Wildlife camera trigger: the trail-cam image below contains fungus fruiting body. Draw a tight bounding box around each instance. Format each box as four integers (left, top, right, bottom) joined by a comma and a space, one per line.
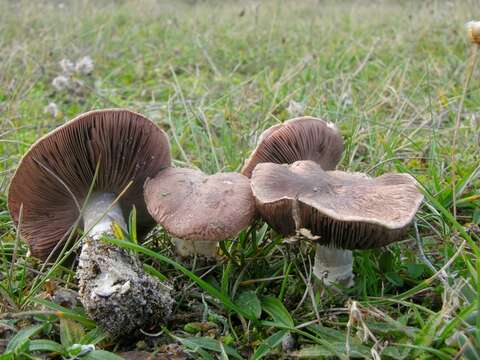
8, 109, 173, 336
251, 160, 423, 287
144, 167, 255, 259
467, 21, 480, 45
241, 116, 344, 178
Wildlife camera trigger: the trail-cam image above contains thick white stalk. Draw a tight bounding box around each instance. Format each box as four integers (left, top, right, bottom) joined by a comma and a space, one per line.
174, 238, 218, 258
79, 192, 130, 302
79, 192, 125, 271
77, 192, 173, 336
313, 244, 354, 288
83, 193, 126, 239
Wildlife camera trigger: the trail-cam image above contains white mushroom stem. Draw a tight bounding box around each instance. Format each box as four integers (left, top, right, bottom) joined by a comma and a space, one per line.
79, 192, 127, 294
76, 192, 173, 336
83, 192, 126, 240
174, 238, 218, 258
313, 244, 354, 288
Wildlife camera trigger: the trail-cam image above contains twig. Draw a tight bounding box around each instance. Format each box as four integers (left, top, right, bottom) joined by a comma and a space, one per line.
413, 219, 447, 284
239, 275, 289, 286
451, 44, 478, 217
8, 203, 22, 299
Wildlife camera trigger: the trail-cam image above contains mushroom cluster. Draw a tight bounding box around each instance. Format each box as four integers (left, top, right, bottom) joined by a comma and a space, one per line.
250, 161, 423, 286
7, 108, 257, 336
243, 116, 424, 287
7, 109, 423, 336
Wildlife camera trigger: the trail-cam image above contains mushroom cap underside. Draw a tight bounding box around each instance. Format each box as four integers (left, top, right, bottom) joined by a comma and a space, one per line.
241, 116, 344, 178
8, 109, 171, 259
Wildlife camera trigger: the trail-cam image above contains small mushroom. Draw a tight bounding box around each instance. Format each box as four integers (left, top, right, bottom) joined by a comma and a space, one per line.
467, 20, 480, 45
8, 109, 173, 336
241, 116, 344, 178
144, 167, 255, 259
251, 160, 423, 287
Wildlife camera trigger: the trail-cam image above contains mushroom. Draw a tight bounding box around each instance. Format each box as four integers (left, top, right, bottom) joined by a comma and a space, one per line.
250, 160, 423, 287
241, 116, 344, 178
144, 167, 255, 259
8, 109, 173, 336
467, 20, 480, 45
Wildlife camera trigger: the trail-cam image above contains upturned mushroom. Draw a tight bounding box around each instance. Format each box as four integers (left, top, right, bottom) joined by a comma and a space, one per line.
144, 167, 255, 259
241, 116, 344, 178
250, 160, 423, 287
8, 109, 173, 336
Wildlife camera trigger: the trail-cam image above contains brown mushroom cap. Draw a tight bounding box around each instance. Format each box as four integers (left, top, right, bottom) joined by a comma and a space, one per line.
144, 168, 255, 242
8, 109, 171, 260
241, 117, 344, 178
251, 160, 423, 249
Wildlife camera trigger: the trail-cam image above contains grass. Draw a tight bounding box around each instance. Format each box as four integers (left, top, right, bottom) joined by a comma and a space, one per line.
1, 0, 479, 358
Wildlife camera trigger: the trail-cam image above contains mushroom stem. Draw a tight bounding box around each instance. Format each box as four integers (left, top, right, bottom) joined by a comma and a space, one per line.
83, 192, 126, 239
313, 244, 354, 288
174, 238, 218, 259
77, 192, 173, 336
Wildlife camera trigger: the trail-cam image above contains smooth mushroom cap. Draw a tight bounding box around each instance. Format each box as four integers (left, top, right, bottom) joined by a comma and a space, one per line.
241, 117, 344, 178
8, 109, 171, 260
144, 168, 255, 242
251, 160, 423, 249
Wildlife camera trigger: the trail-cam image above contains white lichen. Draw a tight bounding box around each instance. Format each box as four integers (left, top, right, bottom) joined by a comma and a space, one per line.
59, 58, 75, 74
44, 102, 59, 118
52, 75, 70, 91
287, 100, 305, 117
75, 56, 94, 75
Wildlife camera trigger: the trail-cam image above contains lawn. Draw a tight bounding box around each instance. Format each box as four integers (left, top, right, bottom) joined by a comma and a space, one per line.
1, 0, 479, 358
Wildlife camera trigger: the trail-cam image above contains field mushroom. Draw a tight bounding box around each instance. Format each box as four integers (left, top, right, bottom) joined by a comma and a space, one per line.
144, 167, 255, 259
8, 109, 173, 336
467, 20, 480, 44
241, 116, 344, 178
250, 160, 423, 287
